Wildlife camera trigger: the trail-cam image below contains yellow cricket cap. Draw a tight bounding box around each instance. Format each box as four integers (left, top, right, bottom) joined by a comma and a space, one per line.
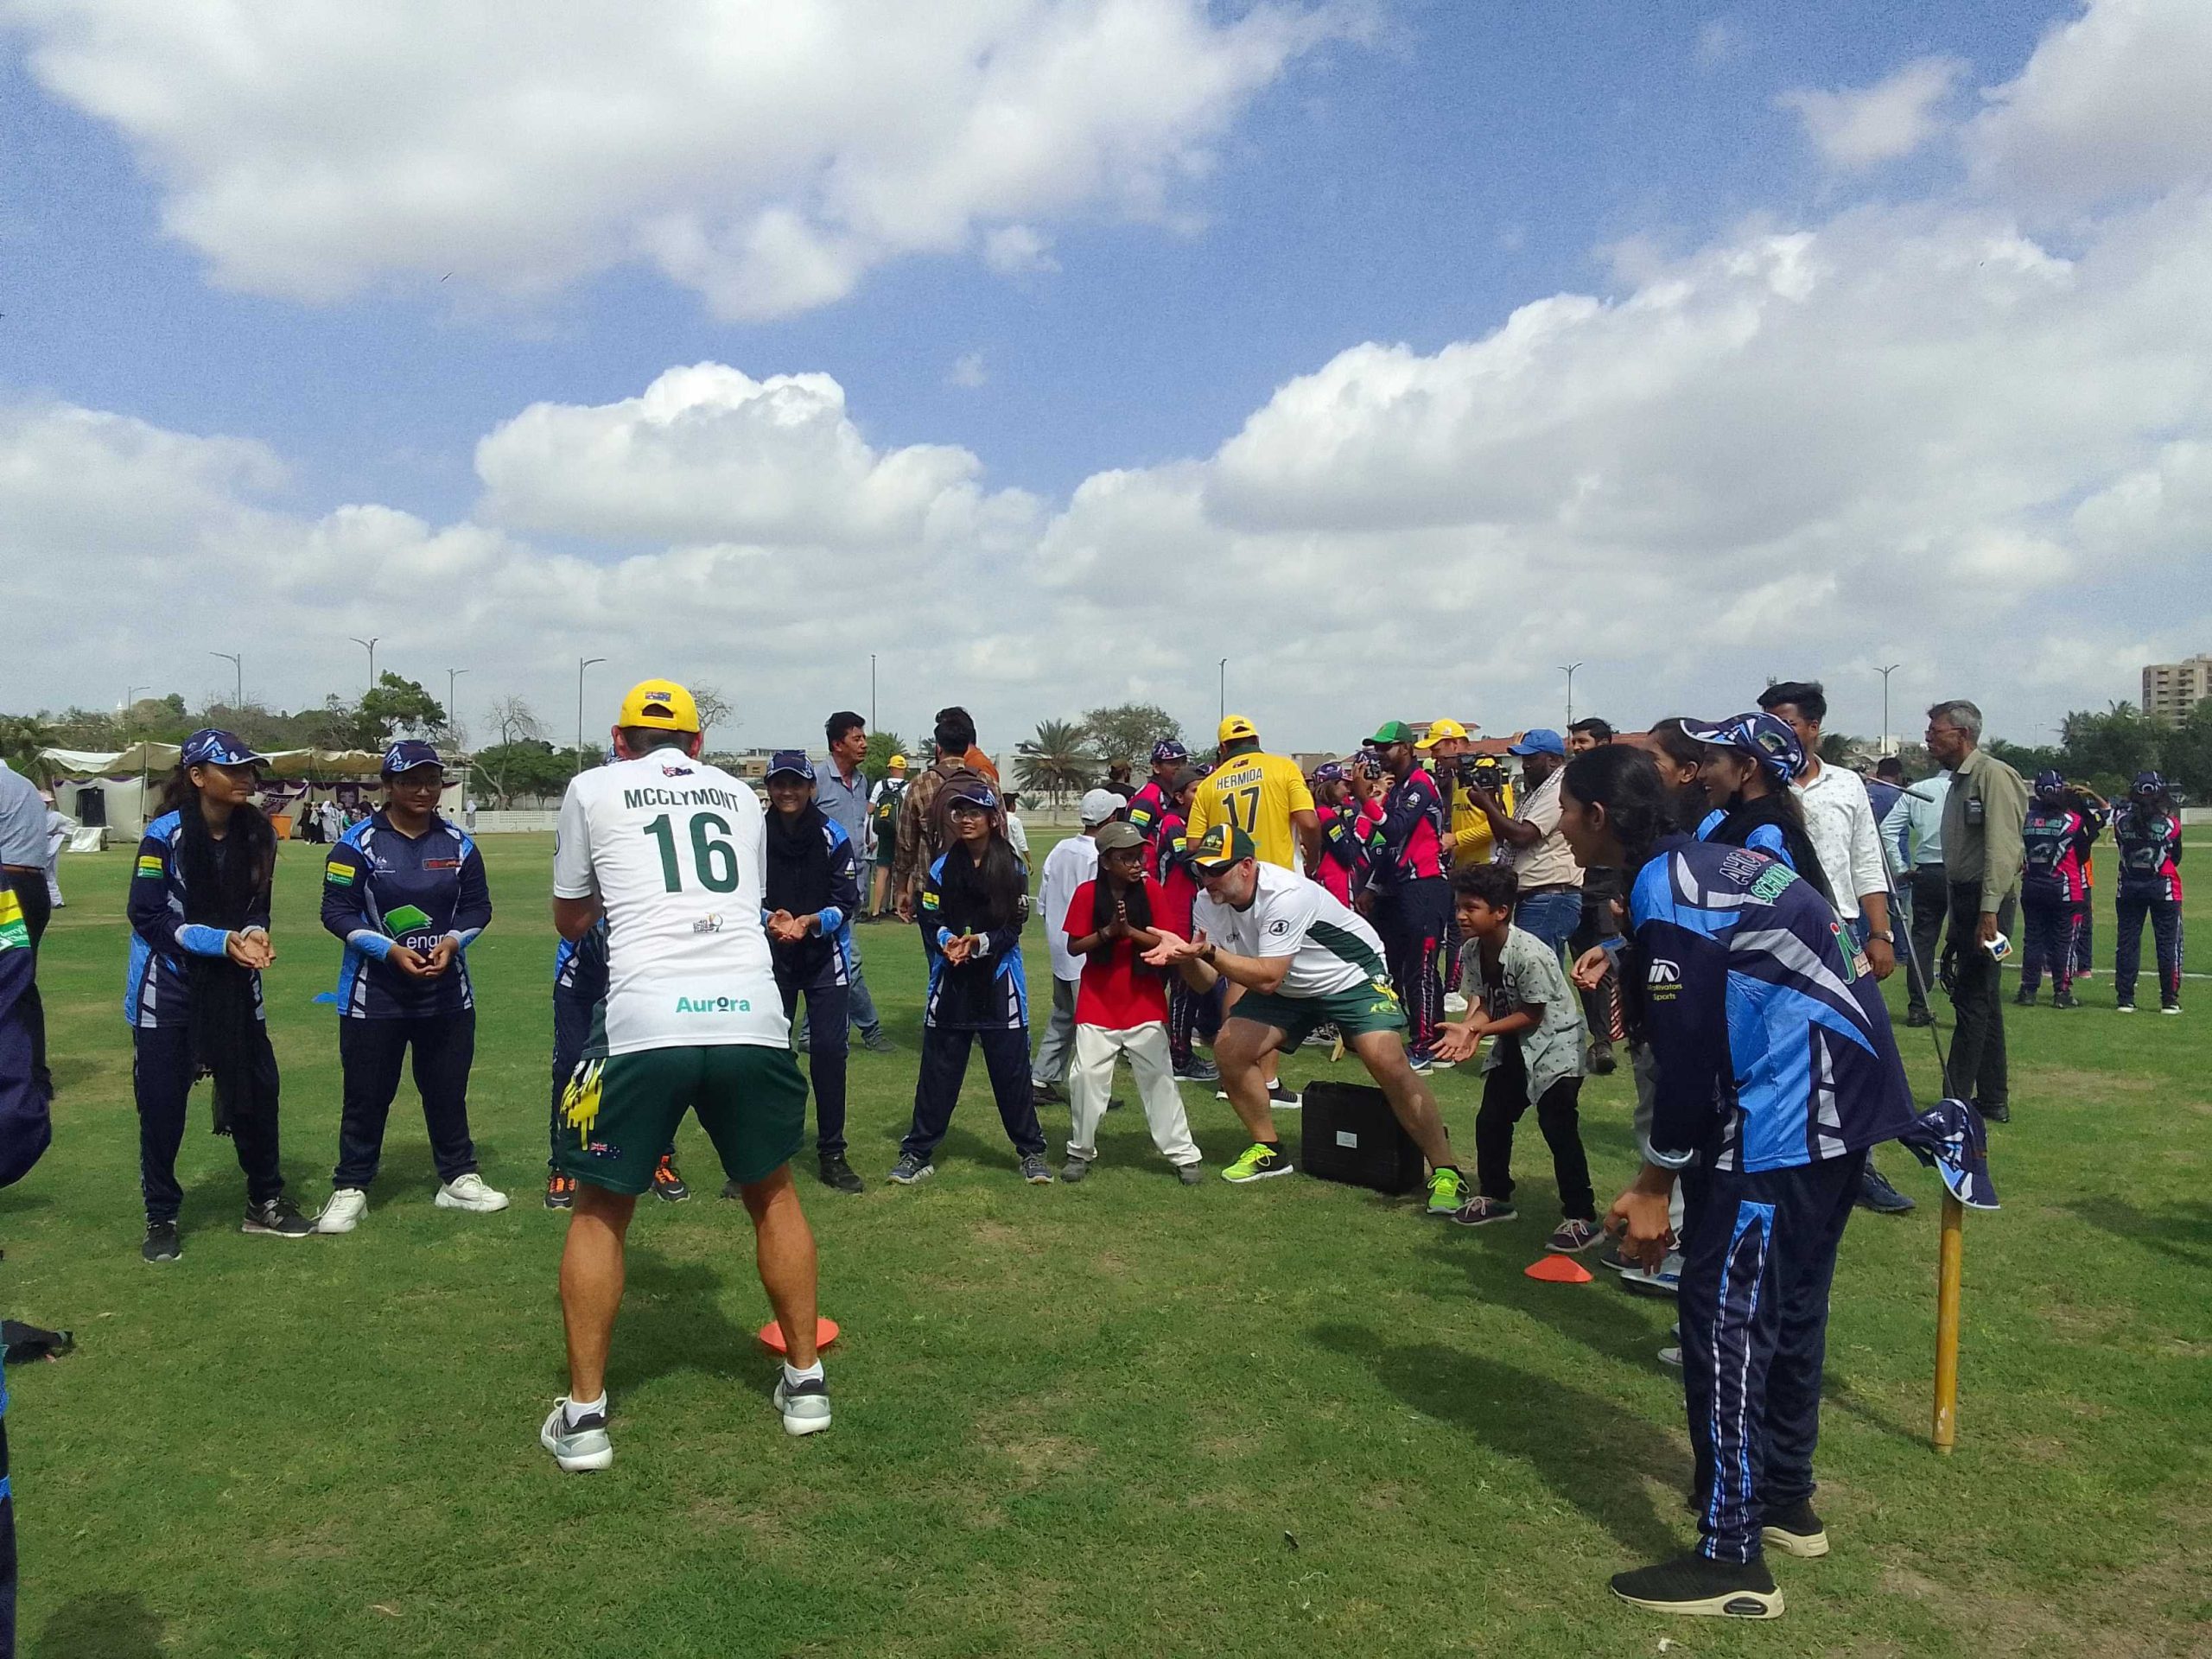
889, 753, 908, 769
616, 678, 702, 734
1417, 717, 1476, 748
1217, 714, 1259, 744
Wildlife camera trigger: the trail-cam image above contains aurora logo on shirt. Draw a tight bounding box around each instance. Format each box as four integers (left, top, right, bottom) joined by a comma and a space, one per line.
675, 995, 753, 1014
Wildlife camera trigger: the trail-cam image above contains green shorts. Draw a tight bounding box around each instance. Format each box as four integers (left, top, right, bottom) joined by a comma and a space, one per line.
1231, 980, 1407, 1052
556, 1042, 807, 1196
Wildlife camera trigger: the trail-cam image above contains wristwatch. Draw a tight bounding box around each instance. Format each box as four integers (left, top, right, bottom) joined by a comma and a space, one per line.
1868, 930, 1895, 944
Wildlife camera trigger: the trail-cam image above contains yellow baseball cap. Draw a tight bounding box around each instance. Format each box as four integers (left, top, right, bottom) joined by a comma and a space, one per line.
1217, 714, 1259, 744
1416, 717, 1477, 749
888, 753, 908, 770
615, 678, 702, 734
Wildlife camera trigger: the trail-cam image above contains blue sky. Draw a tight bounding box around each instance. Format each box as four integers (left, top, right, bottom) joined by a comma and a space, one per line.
3, 0, 2207, 751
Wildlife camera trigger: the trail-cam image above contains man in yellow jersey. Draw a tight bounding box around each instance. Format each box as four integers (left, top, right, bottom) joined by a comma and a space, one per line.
1188, 715, 1321, 874
1186, 716, 1319, 1109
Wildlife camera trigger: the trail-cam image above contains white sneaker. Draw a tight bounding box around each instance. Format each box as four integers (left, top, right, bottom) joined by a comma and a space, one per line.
2162, 1005, 2183, 1016
435, 1172, 510, 1213
1443, 991, 1469, 1017
773, 1374, 832, 1436
316, 1187, 369, 1234
540, 1399, 612, 1471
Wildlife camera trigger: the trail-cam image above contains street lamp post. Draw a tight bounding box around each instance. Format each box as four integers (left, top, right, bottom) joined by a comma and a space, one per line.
350, 636, 379, 688
1559, 662, 1584, 726
124, 683, 148, 712
208, 652, 243, 709
1217, 658, 1228, 726
577, 657, 606, 770
446, 668, 468, 749
1877, 664, 1903, 756
869, 653, 877, 731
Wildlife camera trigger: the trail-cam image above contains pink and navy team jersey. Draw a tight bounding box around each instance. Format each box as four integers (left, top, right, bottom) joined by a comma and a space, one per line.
1127, 778, 1172, 842
1375, 766, 1449, 887
2113, 804, 2184, 903
2021, 804, 2103, 906
1318, 798, 1386, 906
322, 810, 492, 1019
1152, 806, 1200, 936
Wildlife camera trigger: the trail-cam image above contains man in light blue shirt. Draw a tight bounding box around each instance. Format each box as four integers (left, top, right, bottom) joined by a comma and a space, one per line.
0, 762, 52, 1103
816, 713, 892, 1052
1882, 772, 1950, 1027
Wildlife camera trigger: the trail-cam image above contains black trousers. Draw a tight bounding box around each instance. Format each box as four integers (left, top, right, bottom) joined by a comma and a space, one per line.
334, 1011, 479, 1188
901, 1025, 1045, 1161
1375, 876, 1450, 1055
1904, 865, 1948, 1015
1167, 980, 1224, 1067
4, 872, 48, 1101
2114, 890, 2183, 1008
778, 976, 850, 1157
133, 1022, 284, 1221
1474, 1043, 1593, 1219
2018, 894, 2083, 995
1679, 1150, 1862, 1565
1943, 883, 2011, 1112
1568, 887, 1624, 1044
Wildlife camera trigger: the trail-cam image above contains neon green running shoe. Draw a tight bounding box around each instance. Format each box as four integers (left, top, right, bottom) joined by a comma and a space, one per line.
1426, 1166, 1467, 1215
1222, 1143, 1294, 1184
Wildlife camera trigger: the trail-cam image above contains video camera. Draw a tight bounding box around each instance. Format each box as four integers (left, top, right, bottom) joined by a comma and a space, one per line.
1458, 753, 1506, 793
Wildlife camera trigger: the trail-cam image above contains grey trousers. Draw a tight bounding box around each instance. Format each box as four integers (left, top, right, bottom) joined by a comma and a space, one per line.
1030, 978, 1080, 1086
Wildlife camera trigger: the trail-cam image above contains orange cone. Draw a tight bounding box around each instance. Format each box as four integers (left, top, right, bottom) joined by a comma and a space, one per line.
759, 1315, 841, 1353
1524, 1255, 1594, 1284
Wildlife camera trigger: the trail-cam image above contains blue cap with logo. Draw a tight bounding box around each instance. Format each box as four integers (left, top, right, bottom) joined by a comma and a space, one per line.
1681, 712, 1803, 784
180, 728, 269, 768
2032, 768, 2067, 796
947, 777, 1001, 811
766, 749, 816, 781
2133, 770, 2167, 797
1507, 728, 1567, 758
1897, 1098, 1999, 1211
381, 739, 445, 777
1151, 739, 1189, 765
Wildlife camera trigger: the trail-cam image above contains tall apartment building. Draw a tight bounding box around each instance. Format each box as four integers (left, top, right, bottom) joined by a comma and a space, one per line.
2142, 654, 2212, 724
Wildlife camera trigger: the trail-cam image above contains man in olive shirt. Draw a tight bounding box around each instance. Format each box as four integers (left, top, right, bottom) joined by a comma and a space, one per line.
1926, 699, 2027, 1123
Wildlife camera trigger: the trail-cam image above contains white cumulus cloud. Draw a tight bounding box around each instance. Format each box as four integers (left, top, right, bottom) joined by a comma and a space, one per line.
5, 0, 1344, 318
1778, 54, 1966, 169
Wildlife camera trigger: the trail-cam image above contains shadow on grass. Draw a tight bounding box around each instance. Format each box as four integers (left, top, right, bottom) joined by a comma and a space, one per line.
2064, 1195, 2212, 1269
35, 1590, 166, 1657
1416, 1230, 1674, 1370
1309, 1321, 1688, 1557
607, 1249, 774, 1395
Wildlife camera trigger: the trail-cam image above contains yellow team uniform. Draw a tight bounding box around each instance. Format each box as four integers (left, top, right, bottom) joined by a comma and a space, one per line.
1443, 777, 1514, 867
1189, 748, 1316, 872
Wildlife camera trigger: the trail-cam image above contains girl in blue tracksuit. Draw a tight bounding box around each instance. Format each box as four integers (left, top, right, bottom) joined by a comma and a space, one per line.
315, 742, 499, 1231
126, 730, 315, 1258
889, 779, 1048, 1184
1562, 744, 1912, 1620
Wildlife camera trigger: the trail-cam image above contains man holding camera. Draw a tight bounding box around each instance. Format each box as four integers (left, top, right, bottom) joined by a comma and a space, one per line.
1466, 731, 1582, 957
1925, 700, 2026, 1123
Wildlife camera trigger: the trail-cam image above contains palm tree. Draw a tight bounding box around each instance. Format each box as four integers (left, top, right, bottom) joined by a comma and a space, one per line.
1015, 719, 1097, 808
0, 715, 57, 780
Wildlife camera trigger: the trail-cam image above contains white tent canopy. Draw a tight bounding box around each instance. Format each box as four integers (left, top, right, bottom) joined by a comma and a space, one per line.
39, 745, 387, 779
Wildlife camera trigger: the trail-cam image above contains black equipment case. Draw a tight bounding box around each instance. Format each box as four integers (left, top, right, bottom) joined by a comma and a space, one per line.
1298, 1080, 1424, 1195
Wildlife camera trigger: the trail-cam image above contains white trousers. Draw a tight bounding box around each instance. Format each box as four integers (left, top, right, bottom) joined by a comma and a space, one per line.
1067, 1021, 1200, 1166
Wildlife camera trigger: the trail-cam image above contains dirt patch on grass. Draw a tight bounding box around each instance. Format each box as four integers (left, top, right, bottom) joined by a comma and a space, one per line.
970, 1218, 1043, 1256
2032, 1067, 2156, 1096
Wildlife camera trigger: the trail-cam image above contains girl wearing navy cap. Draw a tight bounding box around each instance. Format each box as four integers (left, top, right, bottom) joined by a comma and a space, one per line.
127, 731, 315, 1259
315, 742, 501, 1233
1685, 715, 1834, 906
888, 779, 1052, 1185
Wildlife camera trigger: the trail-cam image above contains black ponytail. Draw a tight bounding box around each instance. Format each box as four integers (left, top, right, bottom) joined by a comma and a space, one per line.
1561, 746, 1678, 871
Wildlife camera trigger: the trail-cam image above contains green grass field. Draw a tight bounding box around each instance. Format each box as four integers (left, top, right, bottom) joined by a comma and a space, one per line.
9, 834, 2209, 1656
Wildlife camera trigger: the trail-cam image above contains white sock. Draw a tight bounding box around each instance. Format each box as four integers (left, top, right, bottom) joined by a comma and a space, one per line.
564, 1393, 606, 1427
783, 1359, 823, 1388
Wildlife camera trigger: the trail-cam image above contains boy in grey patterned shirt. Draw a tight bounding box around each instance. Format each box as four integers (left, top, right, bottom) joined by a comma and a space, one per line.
1435, 863, 1599, 1252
